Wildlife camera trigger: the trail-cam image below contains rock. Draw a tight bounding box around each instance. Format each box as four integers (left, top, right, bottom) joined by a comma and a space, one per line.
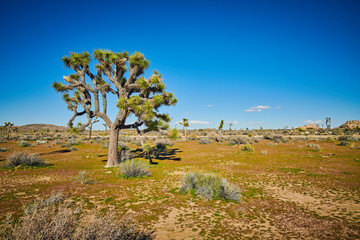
298, 124, 320, 130
338, 120, 360, 129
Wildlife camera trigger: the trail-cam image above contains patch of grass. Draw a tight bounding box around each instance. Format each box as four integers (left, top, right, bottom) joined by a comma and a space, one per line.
281, 167, 305, 174
75, 171, 97, 184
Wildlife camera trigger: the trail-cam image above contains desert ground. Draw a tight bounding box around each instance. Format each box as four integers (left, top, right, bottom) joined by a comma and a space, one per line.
0, 130, 360, 239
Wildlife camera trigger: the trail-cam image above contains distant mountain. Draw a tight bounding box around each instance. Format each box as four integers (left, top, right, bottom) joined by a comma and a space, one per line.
18, 124, 68, 132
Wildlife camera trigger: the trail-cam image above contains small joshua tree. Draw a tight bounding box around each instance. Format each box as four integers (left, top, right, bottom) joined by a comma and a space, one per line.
180, 118, 189, 140
218, 120, 224, 141
52, 50, 177, 167
5, 122, 14, 140
88, 116, 99, 139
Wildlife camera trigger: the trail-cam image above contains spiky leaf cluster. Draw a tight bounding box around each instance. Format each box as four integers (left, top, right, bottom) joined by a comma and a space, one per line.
52, 49, 176, 134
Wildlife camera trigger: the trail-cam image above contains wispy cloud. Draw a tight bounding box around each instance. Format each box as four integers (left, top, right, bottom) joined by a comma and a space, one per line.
225, 120, 239, 125
190, 120, 210, 124
305, 120, 322, 124
274, 106, 282, 109
248, 121, 263, 124
206, 105, 214, 108
245, 105, 271, 112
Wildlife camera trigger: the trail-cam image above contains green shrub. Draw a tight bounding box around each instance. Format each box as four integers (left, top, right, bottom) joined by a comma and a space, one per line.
180, 172, 240, 201
168, 129, 179, 141
241, 144, 254, 152
18, 140, 31, 147
4, 151, 48, 168
338, 136, 357, 142
339, 141, 350, 146
118, 159, 151, 179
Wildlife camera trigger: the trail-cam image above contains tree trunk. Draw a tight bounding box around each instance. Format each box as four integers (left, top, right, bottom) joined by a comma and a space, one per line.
7, 128, 10, 140
184, 127, 187, 140
136, 127, 144, 147
105, 127, 119, 168
89, 124, 93, 139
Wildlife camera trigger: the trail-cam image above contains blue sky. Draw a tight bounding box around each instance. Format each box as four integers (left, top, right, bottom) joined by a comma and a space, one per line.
0, 0, 359, 130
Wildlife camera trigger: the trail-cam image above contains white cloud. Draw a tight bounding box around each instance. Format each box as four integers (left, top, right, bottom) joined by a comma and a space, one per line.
248, 122, 263, 125
225, 120, 239, 125
206, 105, 214, 108
189, 120, 210, 124
245, 105, 271, 112
274, 106, 282, 109
305, 120, 322, 124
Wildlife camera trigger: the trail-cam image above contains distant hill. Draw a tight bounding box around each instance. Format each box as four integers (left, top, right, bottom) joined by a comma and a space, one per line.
338, 120, 360, 130
17, 124, 68, 132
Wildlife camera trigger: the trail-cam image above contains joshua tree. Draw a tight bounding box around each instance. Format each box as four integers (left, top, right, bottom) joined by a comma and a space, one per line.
52, 50, 177, 167
218, 120, 224, 141
102, 123, 108, 132
180, 118, 189, 140
88, 117, 99, 139
4, 122, 14, 140
229, 123, 233, 131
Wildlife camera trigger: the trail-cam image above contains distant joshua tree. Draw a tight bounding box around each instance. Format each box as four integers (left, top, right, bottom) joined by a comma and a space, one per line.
229, 123, 233, 131
88, 117, 99, 139
52, 50, 176, 167
218, 120, 224, 141
180, 118, 189, 140
5, 122, 14, 140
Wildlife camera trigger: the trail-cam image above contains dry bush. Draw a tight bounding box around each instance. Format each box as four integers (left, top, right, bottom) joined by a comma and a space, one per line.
118, 159, 151, 179
1, 195, 155, 240
154, 139, 174, 149
17, 140, 31, 147
199, 137, 212, 144
307, 143, 320, 151
117, 148, 133, 162
75, 171, 97, 184
228, 136, 247, 145
207, 132, 220, 142
180, 172, 240, 201
4, 151, 48, 168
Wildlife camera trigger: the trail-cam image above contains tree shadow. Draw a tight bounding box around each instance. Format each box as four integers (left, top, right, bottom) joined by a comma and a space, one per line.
132, 147, 182, 161
39, 149, 72, 156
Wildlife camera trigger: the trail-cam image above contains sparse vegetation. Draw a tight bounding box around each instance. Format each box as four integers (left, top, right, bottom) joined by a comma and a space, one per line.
1, 196, 155, 240
180, 172, 240, 201
17, 140, 31, 147
241, 144, 255, 152
199, 137, 212, 144
118, 159, 151, 179
4, 151, 48, 168
75, 171, 97, 184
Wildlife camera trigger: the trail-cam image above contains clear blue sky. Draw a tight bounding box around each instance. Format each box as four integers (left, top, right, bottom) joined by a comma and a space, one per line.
0, 0, 359, 130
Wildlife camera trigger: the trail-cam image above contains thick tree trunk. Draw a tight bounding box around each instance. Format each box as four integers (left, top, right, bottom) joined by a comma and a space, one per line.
105, 127, 119, 168
185, 127, 187, 140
